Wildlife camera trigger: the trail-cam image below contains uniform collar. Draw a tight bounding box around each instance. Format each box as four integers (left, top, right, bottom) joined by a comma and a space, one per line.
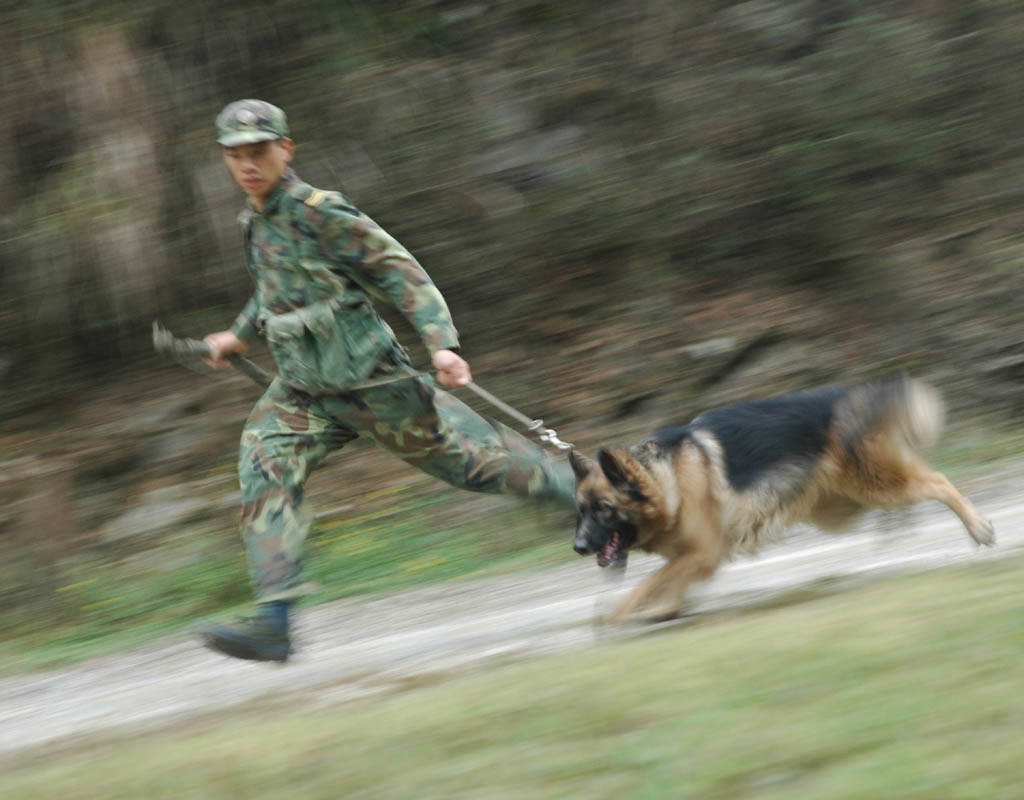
248, 170, 299, 217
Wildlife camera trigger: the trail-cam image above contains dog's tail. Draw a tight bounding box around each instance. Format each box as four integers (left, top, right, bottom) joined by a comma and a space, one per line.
897, 376, 945, 450
839, 373, 945, 455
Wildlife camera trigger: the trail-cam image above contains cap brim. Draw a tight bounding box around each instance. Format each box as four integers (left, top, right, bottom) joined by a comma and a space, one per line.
217, 131, 282, 147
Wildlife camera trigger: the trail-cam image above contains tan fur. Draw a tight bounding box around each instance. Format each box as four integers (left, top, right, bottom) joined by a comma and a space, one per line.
579, 380, 993, 625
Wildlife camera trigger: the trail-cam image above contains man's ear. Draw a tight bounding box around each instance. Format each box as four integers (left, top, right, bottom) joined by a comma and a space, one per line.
278, 137, 295, 162
568, 448, 594, 482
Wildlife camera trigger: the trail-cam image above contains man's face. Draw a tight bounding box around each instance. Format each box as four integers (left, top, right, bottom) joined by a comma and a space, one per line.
222, 138, 294, 208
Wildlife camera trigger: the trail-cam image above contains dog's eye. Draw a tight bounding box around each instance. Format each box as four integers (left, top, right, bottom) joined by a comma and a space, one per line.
596, 502, 614, 519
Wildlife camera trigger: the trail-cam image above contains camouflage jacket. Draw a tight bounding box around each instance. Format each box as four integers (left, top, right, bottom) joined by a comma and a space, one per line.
229, 172, 460, 390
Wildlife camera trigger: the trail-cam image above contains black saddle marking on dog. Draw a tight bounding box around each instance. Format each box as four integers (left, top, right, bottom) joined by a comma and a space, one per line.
643, 425, 693, 451
648, 387, 845, 493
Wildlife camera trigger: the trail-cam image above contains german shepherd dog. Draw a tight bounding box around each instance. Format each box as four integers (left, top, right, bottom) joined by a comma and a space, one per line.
570, 375, 995, 624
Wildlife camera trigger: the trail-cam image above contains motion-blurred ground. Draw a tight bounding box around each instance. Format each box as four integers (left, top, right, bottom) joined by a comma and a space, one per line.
2, 503, 1022, 797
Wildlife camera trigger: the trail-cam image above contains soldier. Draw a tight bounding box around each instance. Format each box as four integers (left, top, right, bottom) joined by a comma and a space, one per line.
198, 99, 577, 662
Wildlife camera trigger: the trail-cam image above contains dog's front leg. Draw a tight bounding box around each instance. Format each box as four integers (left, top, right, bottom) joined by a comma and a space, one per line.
607, 550, 720, 625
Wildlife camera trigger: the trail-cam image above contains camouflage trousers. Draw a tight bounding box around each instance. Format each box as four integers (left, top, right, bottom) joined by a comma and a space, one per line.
238, 366, 575, 602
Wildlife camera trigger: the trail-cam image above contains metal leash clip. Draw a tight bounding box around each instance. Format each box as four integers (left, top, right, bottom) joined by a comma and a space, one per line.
465, 381, 574, 452
527, 420, 573, 451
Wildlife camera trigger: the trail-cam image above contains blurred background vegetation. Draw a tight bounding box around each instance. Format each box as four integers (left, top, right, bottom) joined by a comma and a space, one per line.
2, 0, 1023, 667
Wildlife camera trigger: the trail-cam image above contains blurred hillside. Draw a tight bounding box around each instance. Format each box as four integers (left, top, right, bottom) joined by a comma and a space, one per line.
2, 0, 1023, 422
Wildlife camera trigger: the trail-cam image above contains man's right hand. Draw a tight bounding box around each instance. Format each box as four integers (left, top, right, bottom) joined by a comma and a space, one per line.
203, 330, 249, 368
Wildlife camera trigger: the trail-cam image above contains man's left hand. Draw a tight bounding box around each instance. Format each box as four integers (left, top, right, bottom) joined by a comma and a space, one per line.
432, 349, 472, 388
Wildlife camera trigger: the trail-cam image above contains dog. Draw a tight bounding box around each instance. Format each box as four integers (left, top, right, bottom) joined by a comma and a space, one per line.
569, 374, 995, 624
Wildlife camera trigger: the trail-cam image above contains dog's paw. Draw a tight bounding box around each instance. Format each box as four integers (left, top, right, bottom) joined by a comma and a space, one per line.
601, 608, 634, 627
969, 518, 996, 547
617, 604, 686, 626
602, 604, 646, 627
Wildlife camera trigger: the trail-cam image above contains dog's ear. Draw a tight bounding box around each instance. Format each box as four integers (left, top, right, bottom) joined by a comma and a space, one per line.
597, 448, 631, 490
568, 448, 595, 482
598, 448, 649, 502
627, 485, 649, 503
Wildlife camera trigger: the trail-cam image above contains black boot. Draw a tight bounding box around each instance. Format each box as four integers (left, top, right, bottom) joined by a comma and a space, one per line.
197, 600, 293, 663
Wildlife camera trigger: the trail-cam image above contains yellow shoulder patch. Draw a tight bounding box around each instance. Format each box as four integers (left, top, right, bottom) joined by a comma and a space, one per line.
304, 189, 327, 208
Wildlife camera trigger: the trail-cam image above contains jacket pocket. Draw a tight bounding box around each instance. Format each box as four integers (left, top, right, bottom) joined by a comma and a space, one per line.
264, 299, 393, 391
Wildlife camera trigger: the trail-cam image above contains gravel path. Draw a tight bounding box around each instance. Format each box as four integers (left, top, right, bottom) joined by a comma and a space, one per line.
2, 489, 1021, 756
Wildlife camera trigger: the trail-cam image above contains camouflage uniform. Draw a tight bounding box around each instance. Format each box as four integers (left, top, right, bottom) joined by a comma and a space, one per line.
225, 162, 573, 603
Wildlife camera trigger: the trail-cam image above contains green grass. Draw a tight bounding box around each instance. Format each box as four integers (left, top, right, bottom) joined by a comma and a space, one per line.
4, 557, 1023, 799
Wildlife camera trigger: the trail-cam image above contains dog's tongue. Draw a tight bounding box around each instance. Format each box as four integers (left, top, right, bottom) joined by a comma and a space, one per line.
597, 533, 619, 568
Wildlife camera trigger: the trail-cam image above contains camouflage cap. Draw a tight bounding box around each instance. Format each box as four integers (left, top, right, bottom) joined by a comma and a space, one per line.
216, 99, 289, 147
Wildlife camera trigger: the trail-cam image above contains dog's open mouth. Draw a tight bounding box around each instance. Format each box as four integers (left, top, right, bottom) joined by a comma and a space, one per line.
596, 532, 620, 568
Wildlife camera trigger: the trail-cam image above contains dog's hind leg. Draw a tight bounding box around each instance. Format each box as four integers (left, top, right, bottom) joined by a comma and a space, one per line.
607, 548, 723, 625
854, 461, 995, 547
909, 468, 995, 546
